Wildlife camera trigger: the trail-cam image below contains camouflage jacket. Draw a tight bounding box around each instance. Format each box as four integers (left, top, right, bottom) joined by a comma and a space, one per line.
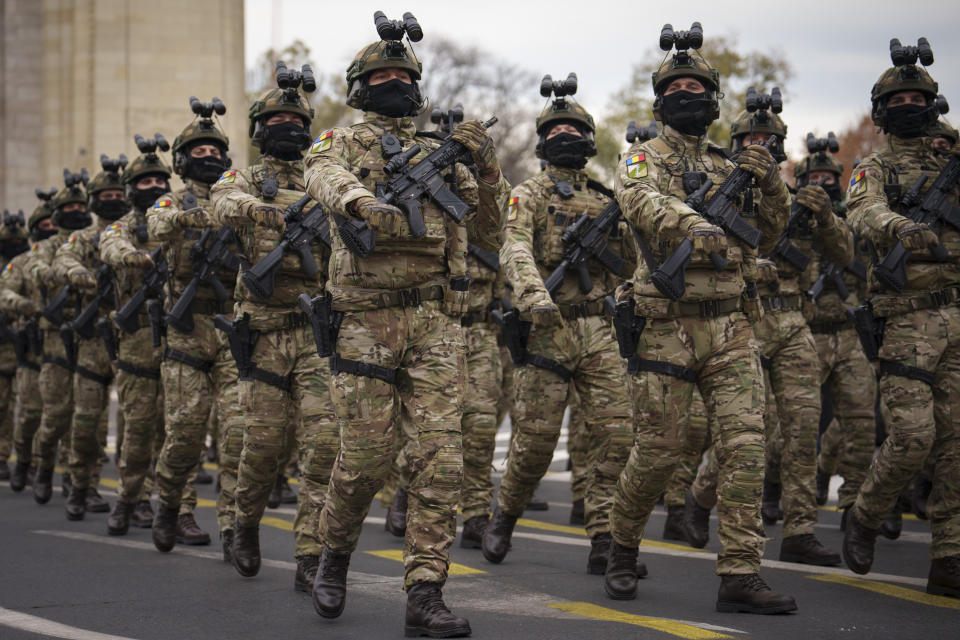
847, 135, 960, 308
303, 112, 506, 311
27, 229, 82, 330
52, 217, 116, 315
0, 247, 45, 329
503, 164, 633, 313
210, 155, 327, 327
615, 125, 789, 313
149, 179, 240, 306
99, 208, 164, 303
800, 203, 868, 325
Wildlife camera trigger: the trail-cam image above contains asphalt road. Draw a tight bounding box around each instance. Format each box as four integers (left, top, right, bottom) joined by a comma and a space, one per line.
1, 423, 957, 640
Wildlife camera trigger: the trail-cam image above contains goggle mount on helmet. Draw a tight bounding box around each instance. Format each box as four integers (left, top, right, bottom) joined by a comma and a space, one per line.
100, 153, 128, 175
136, 133, 170, 159
63, 168, 90, 190
275, 61, 316, 106
374, 9, 423, 58
626, 120, 659, 144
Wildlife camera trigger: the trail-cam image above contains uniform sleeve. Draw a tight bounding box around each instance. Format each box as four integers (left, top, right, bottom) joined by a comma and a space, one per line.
0, 259, 28, 313
53, 232, 92, 283
303, 128, 375, 215
210, 170, 260, 227
148, 191, 208, 241
813, 207, 855, 267
500, 182, 548, 308
846, 157, 903, 246
467, 168, 508, 253
756, 182, 790, 255
99, 221, 140, 268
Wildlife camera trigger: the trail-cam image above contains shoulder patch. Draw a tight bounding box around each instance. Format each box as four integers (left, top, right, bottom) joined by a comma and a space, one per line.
29, 243, 39, 253
310, 130, 333, 154
848, 170, 866, 197
506, 196, 520, 222
154, 199, 172, 209
102, 222, 123, 239
626, 153, 648, 179
216, 170, 237, 185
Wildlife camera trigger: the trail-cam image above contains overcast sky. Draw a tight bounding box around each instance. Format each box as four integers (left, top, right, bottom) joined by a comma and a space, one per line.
244, 0, 960, 157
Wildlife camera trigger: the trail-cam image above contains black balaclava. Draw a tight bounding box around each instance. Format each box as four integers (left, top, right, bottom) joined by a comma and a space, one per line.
184, 142, 230, 184
92, 197, 129, 221
886, 103, 934, 138
662, 90, 714, 136
365, 78, 419, 118
262, 121, 310, 160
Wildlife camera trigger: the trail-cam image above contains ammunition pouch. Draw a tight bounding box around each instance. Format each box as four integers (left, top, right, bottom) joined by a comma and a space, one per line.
442, 277, 471, 317
164, 348, 214, 373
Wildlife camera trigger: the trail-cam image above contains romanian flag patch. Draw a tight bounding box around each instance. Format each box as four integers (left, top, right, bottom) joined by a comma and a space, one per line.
311, 130, 333, 154
103, 222, 122, 238
154, 199, 172, 209
626, 153, 648, 179
216, 170, 237, 185
506, 196, 519, 222
30, 243, 39, 253
848, 170, 866, 196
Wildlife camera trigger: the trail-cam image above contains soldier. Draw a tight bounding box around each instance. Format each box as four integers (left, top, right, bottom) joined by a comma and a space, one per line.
0, 191, 58, 492
605, 24, 795, 612
304, 13, 506, 636
210, 68, 338, 592
100, 136, 172, 535
150, 97, 240, 552
30, 170, 92, 505
843, 38, 960, 598
0, 209, 29, 480
481, 73, 637, 579
661, 392, 708, 541
52, 155, 129, 520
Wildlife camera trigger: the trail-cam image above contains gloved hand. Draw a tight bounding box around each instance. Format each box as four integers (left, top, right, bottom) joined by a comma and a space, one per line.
69, 270, 97, 292
248, 204, 286, 230
796, 184, 834, 224
15, 298, 39, 316
450, 120, 500, 179
530, 301, 563, 328
352, 196, 408, 238
739, 144, 783, 194
174, 210, 212, 229
123, 251, 154, 269
894, 219, 939, 251
683, 218, 728, 256
756, 258, 778, 283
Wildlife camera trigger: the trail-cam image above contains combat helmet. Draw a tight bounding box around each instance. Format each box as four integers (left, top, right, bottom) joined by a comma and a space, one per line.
122, 134, 172, 186
794, 132, 843, 187
927, 119, 959, 146
173, 97, 231, 175
87, 154, 128, 197
345, 11, 424, 112
729, 87, 787, 161
535, 73, 597, 159
249, 62, 316, 146
871, 38, 946, 132
29, 188, 57, 234
51, 168, 91, 229
651, 22, 721, 122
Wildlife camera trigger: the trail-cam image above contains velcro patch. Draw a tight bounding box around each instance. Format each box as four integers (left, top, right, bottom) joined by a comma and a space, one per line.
311, 130, 333, 154
216, 170, 237, 185
848, 170, 866, 196
154, 199, 172, 209
506, 196, 519, 222
626, 153, 647, 179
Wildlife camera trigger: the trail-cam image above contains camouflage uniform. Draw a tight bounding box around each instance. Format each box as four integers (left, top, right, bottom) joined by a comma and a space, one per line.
305, 112, 506, 589
663, 391, 709, 509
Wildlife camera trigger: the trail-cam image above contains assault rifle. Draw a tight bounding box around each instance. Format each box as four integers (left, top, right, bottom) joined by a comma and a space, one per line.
543, 199, 625, 296
114, 246, 168, 334
807, 257, 867, 301
41, 284, 74, 326
71, 264, 116, 339
167, 227, 240, 332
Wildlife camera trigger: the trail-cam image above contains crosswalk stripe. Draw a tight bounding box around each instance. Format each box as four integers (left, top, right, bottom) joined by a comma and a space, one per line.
365, 549, 486, 575
0, 605, 138, 640
546, 602, 732, 639
809, 574, 959, 609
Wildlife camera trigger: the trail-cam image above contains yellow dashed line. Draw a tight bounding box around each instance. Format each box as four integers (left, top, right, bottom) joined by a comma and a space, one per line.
516, 518, 709, 553
364, 549, 486, 575
547, 602, 730, 639
810, 574, 960, 610
261, 517, 294, 531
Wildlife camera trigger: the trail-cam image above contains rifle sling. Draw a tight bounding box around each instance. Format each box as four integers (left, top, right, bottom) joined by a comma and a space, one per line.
164, 348, 214, 373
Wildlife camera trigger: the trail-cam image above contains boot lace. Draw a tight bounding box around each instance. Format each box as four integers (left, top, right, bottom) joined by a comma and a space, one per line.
737, 574, 770, 592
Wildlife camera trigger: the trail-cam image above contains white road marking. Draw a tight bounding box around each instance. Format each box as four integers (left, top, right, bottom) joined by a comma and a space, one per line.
0, 606, 139, 640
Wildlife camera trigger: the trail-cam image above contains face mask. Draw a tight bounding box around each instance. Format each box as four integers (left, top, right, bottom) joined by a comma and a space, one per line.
365, 78, 419, 118
33, 226, 58, 241
57, 209, 92, 230
262, 121, 310, 160
662, 90, 714, 137
93, 198, 129, 221
186, 156, 229, 184
133, 186, 167, 211
542, 133, 591, 169
886, 103, 931, 138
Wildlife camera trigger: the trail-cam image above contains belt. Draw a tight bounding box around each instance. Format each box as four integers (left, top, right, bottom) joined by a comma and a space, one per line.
558, 300, 605, 319
116, 360, 161, 380
871, 286, 960, 317
760, 294, 803, 312
42, 354, 74, 372
460, 311, 490, 327
672, 297, 741, 318
164, 348, 214, 373
809, 318, 853, 334
187, 299, 227, 317
374, 285, 444, 310
76, 365, 112, 386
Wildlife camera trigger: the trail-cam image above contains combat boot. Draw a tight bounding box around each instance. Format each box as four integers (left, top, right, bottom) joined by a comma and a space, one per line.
176, 513, 211, 546
33, 466, 53, 504
481, 508, 517, 564
312, 547, 350, 618
279, 477, 297, 504
761, 476, 782, 526
195, 462, 213, 485
130, 500, 154, 528
221, 529, 234, 563
603, 540, 639, 600
716, 574, 797, 614
927, 556, 960, 598
404, 582, 471, 638
386, 486, 408, 537
526, 493, 549, 511
912, 475, 932, 520
779, 534, 841, 566
662, 505, 685, 541
267, 476, 283, 509
231, 525, 261, 577
880, 506, 902, 540
682, 490, 710, 548
10, 461, 29, 492
65, 487, 87, 521
86, 488, 110, 513
569, 498, 584, 525
459, 515, 487, 549
107, 500, 135, 536
61, 473, 72, 498
815, 467, 830, 506
152, 505, 179, 552
842, 510, 878, 575
840, 507, 850, 532
0, 460, 9, 480
295, 554, 319, 593
588, 532, 612, 574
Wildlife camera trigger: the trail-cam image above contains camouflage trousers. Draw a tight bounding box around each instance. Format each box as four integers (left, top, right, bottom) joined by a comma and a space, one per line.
854, 306, 960, 559
35, 329, 76, 471
813, 327, 876, 509
156, 315, 239, 517
13, 361, 42, 465
0, 342, 15, 461
236, 323, 337, 558
567, 385, 590, 503
663, 390, 709, 509
115, 324, 164, 503
611, 312, 766, 575
68, 336, 113, 491
216, 337, 245, 535
497, 314, 632, 538
320, 303, 464, 589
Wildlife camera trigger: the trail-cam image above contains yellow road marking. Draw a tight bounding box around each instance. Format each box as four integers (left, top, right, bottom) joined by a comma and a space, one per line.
516, 518, 709, 553
261, 516, 294, 531
547, 602, 730, 639
810, 574, 960, 610
364, 549, 486, 575
98, 477, 119, 489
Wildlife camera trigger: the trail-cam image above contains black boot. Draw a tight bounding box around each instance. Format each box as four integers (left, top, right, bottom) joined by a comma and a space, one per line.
221, 529, 234, 563
636, 558, 648, 579
459, 515, 487, 550
312, 547, 351, 618
0, 460, 9, 480
130, 500, 154, 528
840, 507, 850, 532
195, 462, 213, 485
912, 475, 932, 520
880, 505, 902, 540
927, 556, 960, 598
716, 574, 797, 614
85, 488, 110, 513
107, 500, 135, 536
569, 498, 584, 525
481, 508, 517, 564
662, 505, 685, 541
177, 513, 211, 546
295, 555, 320, 593
779, 534, 841, 566
10, 461, 29, 492
33, 466, 53, 504
386, 487, 408, 537
231, 525, 261, 577
603, 540, 639, 600
842, 510, 878, 575
61, 473, 72, 498
761, 477, 782, 526
267, 476, 283, 509
65, 487, 87, 521
682, 490, 710, 548
405, 582, 471, 638
588, 532, 611, 575
815, 467, 830, 506
152, 505, 179, 552
525, 493, 549, 511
